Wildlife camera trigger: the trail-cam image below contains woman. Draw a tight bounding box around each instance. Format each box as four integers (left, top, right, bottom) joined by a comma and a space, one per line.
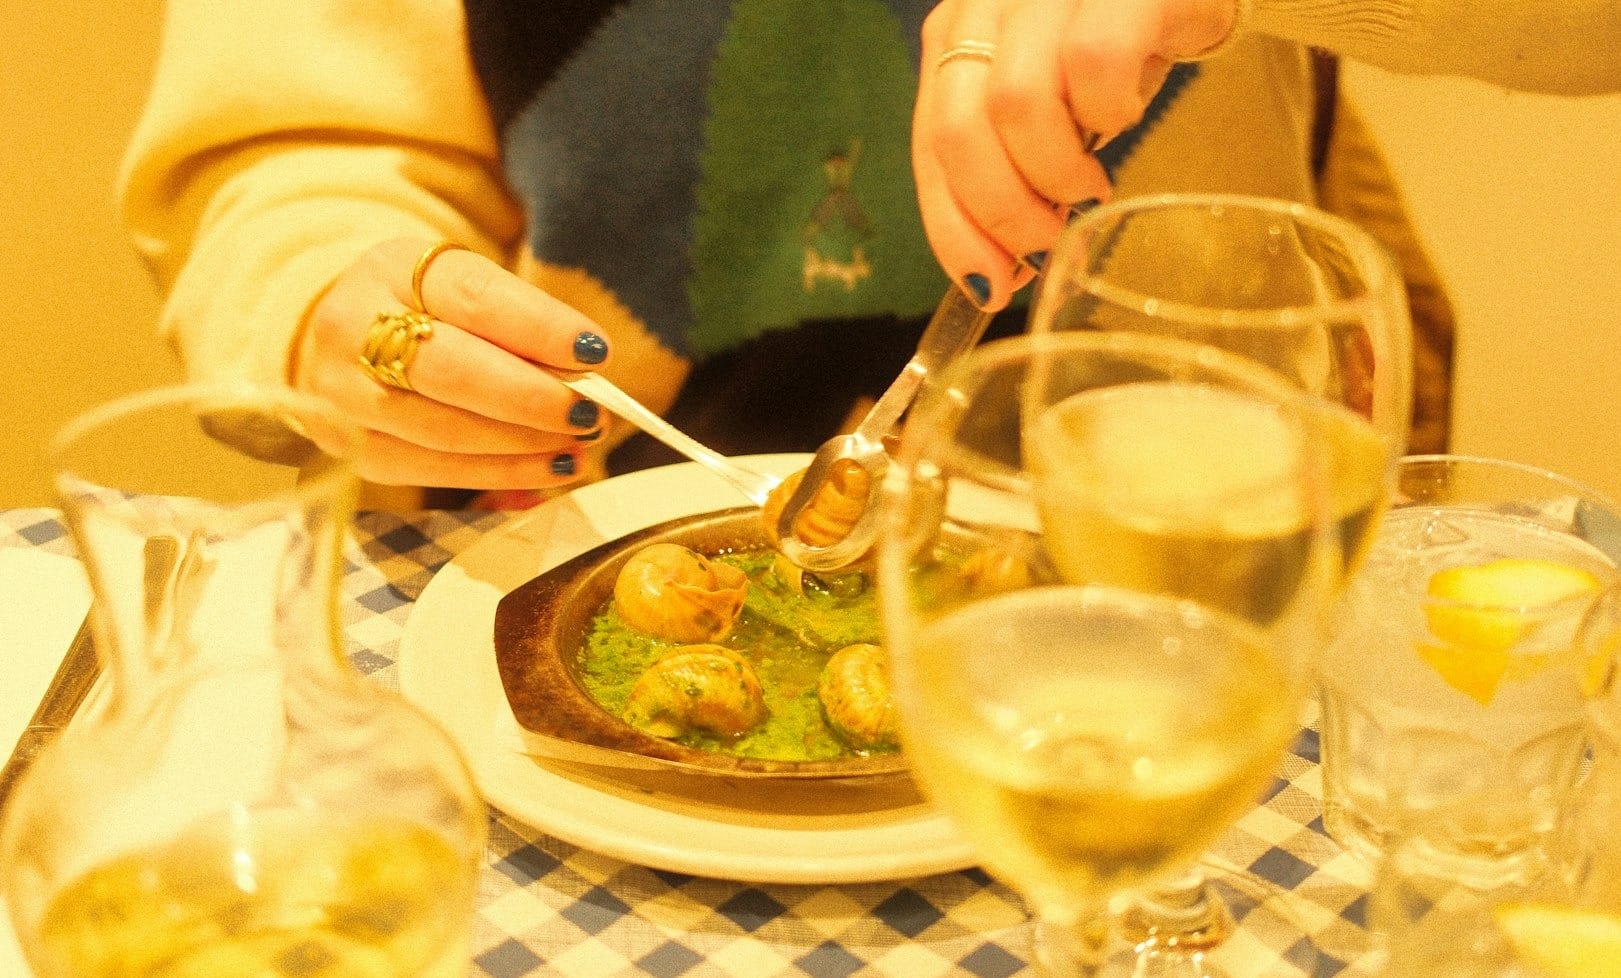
122, 0, 1607, 506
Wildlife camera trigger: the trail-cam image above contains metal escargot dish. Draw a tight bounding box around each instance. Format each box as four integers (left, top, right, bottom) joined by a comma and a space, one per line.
493, 507, 909, 781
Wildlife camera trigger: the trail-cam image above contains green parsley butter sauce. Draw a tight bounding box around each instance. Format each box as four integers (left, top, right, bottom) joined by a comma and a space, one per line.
577, 550, 888, 761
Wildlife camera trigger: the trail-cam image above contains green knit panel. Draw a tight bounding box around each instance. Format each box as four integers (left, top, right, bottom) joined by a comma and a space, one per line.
688, 0, 947, 355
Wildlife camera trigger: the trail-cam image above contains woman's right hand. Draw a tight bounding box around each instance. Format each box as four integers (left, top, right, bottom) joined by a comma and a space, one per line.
913, 0, 1239, 311
292, 237, 610, 490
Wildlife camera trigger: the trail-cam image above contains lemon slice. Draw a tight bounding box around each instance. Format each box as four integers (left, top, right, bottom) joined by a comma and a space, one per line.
1420, 558, 1604, 705
1426, 558, 1605, 652
1416, 642, 1511, 706
1496, 902, 1621, 978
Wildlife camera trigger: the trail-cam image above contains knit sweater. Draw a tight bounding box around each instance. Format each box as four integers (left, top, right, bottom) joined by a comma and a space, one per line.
118, 0, 1616, 486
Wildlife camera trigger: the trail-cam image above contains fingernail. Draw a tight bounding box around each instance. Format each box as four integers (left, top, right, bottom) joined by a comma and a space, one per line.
1067, 198, 1101, 222
574, 429, 602, 443
550, 453, 577, 477
573, 331, 608, 365
1020, 251, 1048, 273
567, 400, 600, 430
963, 273, 992, 306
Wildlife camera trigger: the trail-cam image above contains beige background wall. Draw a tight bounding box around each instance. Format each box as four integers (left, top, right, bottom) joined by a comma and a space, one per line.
3, 0, 174, 507
1342, 64, 1621, 501
3, 6, 1618, 508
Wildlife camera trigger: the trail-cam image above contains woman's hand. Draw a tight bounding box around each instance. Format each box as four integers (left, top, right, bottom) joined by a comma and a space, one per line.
293, 237, 610, 490
913, 0, 1239, 311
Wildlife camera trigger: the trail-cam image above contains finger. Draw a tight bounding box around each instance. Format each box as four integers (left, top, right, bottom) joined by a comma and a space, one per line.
1060, 0, 1164, 138
912, 102, 1017, 310
386, 318, 602, 434
354, 383, 590, 456
355, 430, 588, 491
1158, 0, 1242, 58
990, 1, 1112, 207
316, 259, 602, 436
929, 38, 1065, 263
399, 242, 610, 370
915, 6, 1013, 307
298, 313, 603, 455
325, 309, 600, 439
1139, 55, 1175, 103
916, 4, 1061, 308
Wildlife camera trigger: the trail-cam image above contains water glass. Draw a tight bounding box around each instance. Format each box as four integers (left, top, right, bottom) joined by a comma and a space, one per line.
1369, 799, 1621, 978
1559, 585, 1621, 910
1368, 827, 1556, 978
1319, 454, 1621, 887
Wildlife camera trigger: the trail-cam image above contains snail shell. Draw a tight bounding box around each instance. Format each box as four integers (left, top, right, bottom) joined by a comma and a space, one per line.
818, 643, 900, 752
623, 645, 767, 739
613, 542, 748, 643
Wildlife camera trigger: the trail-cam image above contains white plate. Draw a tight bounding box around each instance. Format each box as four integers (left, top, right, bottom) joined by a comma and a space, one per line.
397, 454, 974, 884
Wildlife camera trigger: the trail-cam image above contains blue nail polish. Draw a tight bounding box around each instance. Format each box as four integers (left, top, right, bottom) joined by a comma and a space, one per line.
573, 331, 608, 365
964, 273, 992, 305
567, 400, 600, 430
1067, 198, 1101, 222
1021, 251, 1048, 273
550, 453, 577, 477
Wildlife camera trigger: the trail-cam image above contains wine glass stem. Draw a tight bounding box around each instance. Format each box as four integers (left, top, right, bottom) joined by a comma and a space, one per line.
1033, 906, 1112, 977
1117, 868, 1235, 951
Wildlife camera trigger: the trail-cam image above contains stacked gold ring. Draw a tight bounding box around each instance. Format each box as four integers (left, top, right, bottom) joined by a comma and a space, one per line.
358, 241, 468, 392
358, 311, 435, 392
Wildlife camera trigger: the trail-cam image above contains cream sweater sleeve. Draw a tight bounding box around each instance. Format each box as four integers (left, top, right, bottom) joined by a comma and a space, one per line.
1250, 0, 1621, 95
119, 0, 523, 389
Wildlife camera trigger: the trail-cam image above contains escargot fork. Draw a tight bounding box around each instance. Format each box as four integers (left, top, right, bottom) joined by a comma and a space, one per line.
556, 372, 780, 506
776, 283, 993, 571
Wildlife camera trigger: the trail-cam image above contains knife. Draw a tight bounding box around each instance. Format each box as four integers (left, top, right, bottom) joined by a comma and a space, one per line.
0, 608, 99, 813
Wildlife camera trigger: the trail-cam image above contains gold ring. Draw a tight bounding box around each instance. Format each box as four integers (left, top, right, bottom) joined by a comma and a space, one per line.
358, 310, 435, 392
936, 40, 997, 71
410, 241, 469, 314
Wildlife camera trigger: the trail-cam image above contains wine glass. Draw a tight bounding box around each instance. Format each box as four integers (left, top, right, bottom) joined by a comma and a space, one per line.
875, 330, 1346, 976
1029, 192, 1413, 973
1035, 192, 1412, 451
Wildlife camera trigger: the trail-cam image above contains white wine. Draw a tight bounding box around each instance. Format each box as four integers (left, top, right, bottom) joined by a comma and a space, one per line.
1028, 381, 1385, 622
27, 811, 473, 978
898, 587, 1298, 916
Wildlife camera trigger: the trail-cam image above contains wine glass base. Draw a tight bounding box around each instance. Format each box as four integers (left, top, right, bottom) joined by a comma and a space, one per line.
1068, 867, 1365, 978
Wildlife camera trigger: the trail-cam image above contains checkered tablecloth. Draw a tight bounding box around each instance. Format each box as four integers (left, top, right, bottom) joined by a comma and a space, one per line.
2, 507, 1381, 978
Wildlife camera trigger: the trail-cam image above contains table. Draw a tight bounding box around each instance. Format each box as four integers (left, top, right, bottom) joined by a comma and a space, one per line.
1, 506, 1380, 978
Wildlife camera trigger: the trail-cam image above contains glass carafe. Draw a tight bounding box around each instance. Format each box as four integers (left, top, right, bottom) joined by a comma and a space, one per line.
0, 383, 486, 978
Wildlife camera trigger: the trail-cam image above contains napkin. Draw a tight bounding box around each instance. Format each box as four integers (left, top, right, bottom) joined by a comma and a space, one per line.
0, 549, 91, 766
0, 547, 90, 978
